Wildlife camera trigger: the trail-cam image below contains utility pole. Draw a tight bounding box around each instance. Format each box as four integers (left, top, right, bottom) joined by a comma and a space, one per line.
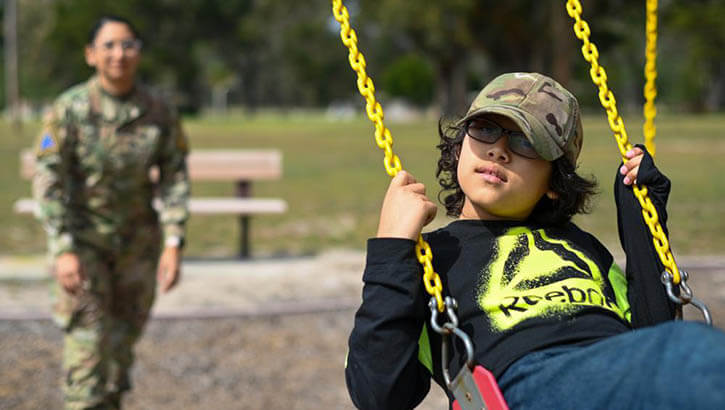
4, 0, 21, 129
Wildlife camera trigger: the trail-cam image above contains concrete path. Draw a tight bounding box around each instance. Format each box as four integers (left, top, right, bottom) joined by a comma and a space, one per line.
1, 252, 724, 326
0, 250, 367, 320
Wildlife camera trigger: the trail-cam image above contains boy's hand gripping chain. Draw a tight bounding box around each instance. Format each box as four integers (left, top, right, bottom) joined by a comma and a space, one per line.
331, 0, 445, 313
566, 0, 711, 324
430, 297, 509, 410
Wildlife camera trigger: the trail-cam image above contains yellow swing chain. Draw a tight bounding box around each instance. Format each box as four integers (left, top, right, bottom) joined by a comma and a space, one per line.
643, 0, 658, 156
332, 0, 680, 305
331, 0, 445, 311
565, 0, 681, 285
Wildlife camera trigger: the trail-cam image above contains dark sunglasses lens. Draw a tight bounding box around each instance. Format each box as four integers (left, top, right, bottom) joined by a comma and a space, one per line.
467, 119, 500, 143
508, 134, 539, 159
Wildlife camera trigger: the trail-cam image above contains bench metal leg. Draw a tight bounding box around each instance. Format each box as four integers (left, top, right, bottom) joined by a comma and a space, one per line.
237, 181, 251, 258
239, 215, 250, 258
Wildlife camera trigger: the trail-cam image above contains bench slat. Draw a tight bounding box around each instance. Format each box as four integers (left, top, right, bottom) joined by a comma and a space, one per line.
13, 199, 35, 214
18, 149, 286, 257
189, 198, 287, 214
14, 198, 288, 215
20, 149, 282, 181
187, 150, 282, 181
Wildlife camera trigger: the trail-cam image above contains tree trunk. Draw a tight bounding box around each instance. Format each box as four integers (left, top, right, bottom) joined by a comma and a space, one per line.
436, 57, 468, 118
550, 0, 574, 86
4, 0, 21, 129
240, 54, 259, 114
704, 62, 725, 112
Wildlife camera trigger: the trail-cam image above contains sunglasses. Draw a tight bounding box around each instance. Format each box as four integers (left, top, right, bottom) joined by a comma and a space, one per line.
465, 117, 540, 159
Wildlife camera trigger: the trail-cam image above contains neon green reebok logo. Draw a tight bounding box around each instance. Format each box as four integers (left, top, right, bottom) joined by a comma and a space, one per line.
477, 227, 627, 331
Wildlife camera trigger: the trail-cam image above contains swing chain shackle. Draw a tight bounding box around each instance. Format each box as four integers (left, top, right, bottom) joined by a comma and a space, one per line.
429, 297, 476, 387
661, 271, 713, 325
428, 296, 459, 332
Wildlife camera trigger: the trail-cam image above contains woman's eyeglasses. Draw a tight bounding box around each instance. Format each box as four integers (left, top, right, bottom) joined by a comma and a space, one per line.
465, 117, 540, 159
94, 39, 142, 55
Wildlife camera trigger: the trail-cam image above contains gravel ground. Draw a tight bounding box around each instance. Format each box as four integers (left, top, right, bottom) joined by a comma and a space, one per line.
1, 252, 723, 409
1, 313, 351, 409
0, 251, 450, 409
0, 313, 450, 410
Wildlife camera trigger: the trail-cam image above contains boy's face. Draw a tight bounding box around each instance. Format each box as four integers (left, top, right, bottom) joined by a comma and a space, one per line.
457, 114, 554, 221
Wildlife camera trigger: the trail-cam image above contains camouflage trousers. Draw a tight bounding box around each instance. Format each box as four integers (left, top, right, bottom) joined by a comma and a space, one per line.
52, 226, 161, 410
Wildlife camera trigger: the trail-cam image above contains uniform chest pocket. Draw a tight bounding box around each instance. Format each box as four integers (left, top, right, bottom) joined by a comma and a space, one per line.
115, 124, 162, 169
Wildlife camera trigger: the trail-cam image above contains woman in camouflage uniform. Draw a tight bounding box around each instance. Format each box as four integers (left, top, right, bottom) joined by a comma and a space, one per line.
33, 16, 190, 409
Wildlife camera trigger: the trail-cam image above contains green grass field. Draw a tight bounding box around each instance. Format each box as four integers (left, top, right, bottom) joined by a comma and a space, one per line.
2, 111, 724, 258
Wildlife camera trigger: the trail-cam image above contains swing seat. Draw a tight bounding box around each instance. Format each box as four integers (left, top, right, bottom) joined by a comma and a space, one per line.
452, 365, 509, 410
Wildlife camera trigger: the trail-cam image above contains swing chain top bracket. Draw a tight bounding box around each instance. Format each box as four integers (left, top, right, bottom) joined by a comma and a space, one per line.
428, 296, 475, 386
661, 270, 713, 325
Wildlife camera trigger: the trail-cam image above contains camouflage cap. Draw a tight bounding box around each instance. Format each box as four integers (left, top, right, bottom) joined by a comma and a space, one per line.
460, 72, 583, 164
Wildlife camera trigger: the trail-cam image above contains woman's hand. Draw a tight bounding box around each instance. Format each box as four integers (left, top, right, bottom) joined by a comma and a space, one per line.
157, 246, 181, 293
377, 170, 438, 240
55, 252, 85, 294
620, 147, 646, 186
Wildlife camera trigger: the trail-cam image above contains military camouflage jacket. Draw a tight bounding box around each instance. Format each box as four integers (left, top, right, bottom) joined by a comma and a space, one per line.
33, 76, 190, 256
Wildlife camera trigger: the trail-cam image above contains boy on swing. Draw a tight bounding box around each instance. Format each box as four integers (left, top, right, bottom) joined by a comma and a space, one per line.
346, 72, 725, 409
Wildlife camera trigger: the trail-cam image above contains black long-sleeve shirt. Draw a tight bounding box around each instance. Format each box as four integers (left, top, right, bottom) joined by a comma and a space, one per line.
346, 149, 676, 409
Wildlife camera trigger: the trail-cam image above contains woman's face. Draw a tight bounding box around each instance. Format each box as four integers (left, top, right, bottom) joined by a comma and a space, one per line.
457, 114, 554, 221
85, 22, 141, 88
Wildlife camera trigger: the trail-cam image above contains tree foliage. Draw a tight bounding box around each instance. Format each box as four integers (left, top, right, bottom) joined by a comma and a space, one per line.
3, 0, 725, 114
382, 54, 434, 107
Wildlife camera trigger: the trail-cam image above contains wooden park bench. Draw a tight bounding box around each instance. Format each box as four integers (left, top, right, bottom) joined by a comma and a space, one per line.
14, 149, 287, 258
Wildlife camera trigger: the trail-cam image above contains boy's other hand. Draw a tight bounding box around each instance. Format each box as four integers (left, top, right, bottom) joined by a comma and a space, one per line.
620, 147, 645, 186
377, 170, 438, 240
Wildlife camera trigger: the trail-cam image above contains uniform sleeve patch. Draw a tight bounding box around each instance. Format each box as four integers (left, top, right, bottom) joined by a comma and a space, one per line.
37, 132, 59, 156
40, 133, 55, 150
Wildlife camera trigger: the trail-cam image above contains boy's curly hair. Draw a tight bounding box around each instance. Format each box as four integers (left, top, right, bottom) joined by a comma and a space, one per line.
435, 118, 598, 226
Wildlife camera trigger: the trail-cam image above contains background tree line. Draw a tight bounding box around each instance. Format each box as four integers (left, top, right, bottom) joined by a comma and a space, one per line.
1, 0, 724, 116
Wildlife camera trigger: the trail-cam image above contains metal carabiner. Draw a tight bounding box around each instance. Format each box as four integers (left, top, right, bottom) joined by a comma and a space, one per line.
441, 325, 476, 386
661, 270, 712, 326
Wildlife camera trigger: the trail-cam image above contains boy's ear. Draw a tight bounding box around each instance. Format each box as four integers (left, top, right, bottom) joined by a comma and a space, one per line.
546, 190, 559, 200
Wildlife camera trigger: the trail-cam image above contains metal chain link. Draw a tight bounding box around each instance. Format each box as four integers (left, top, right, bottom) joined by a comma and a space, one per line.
643, 0, 658, 156
331, 0, 445, 311
566, 0, 682, 285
